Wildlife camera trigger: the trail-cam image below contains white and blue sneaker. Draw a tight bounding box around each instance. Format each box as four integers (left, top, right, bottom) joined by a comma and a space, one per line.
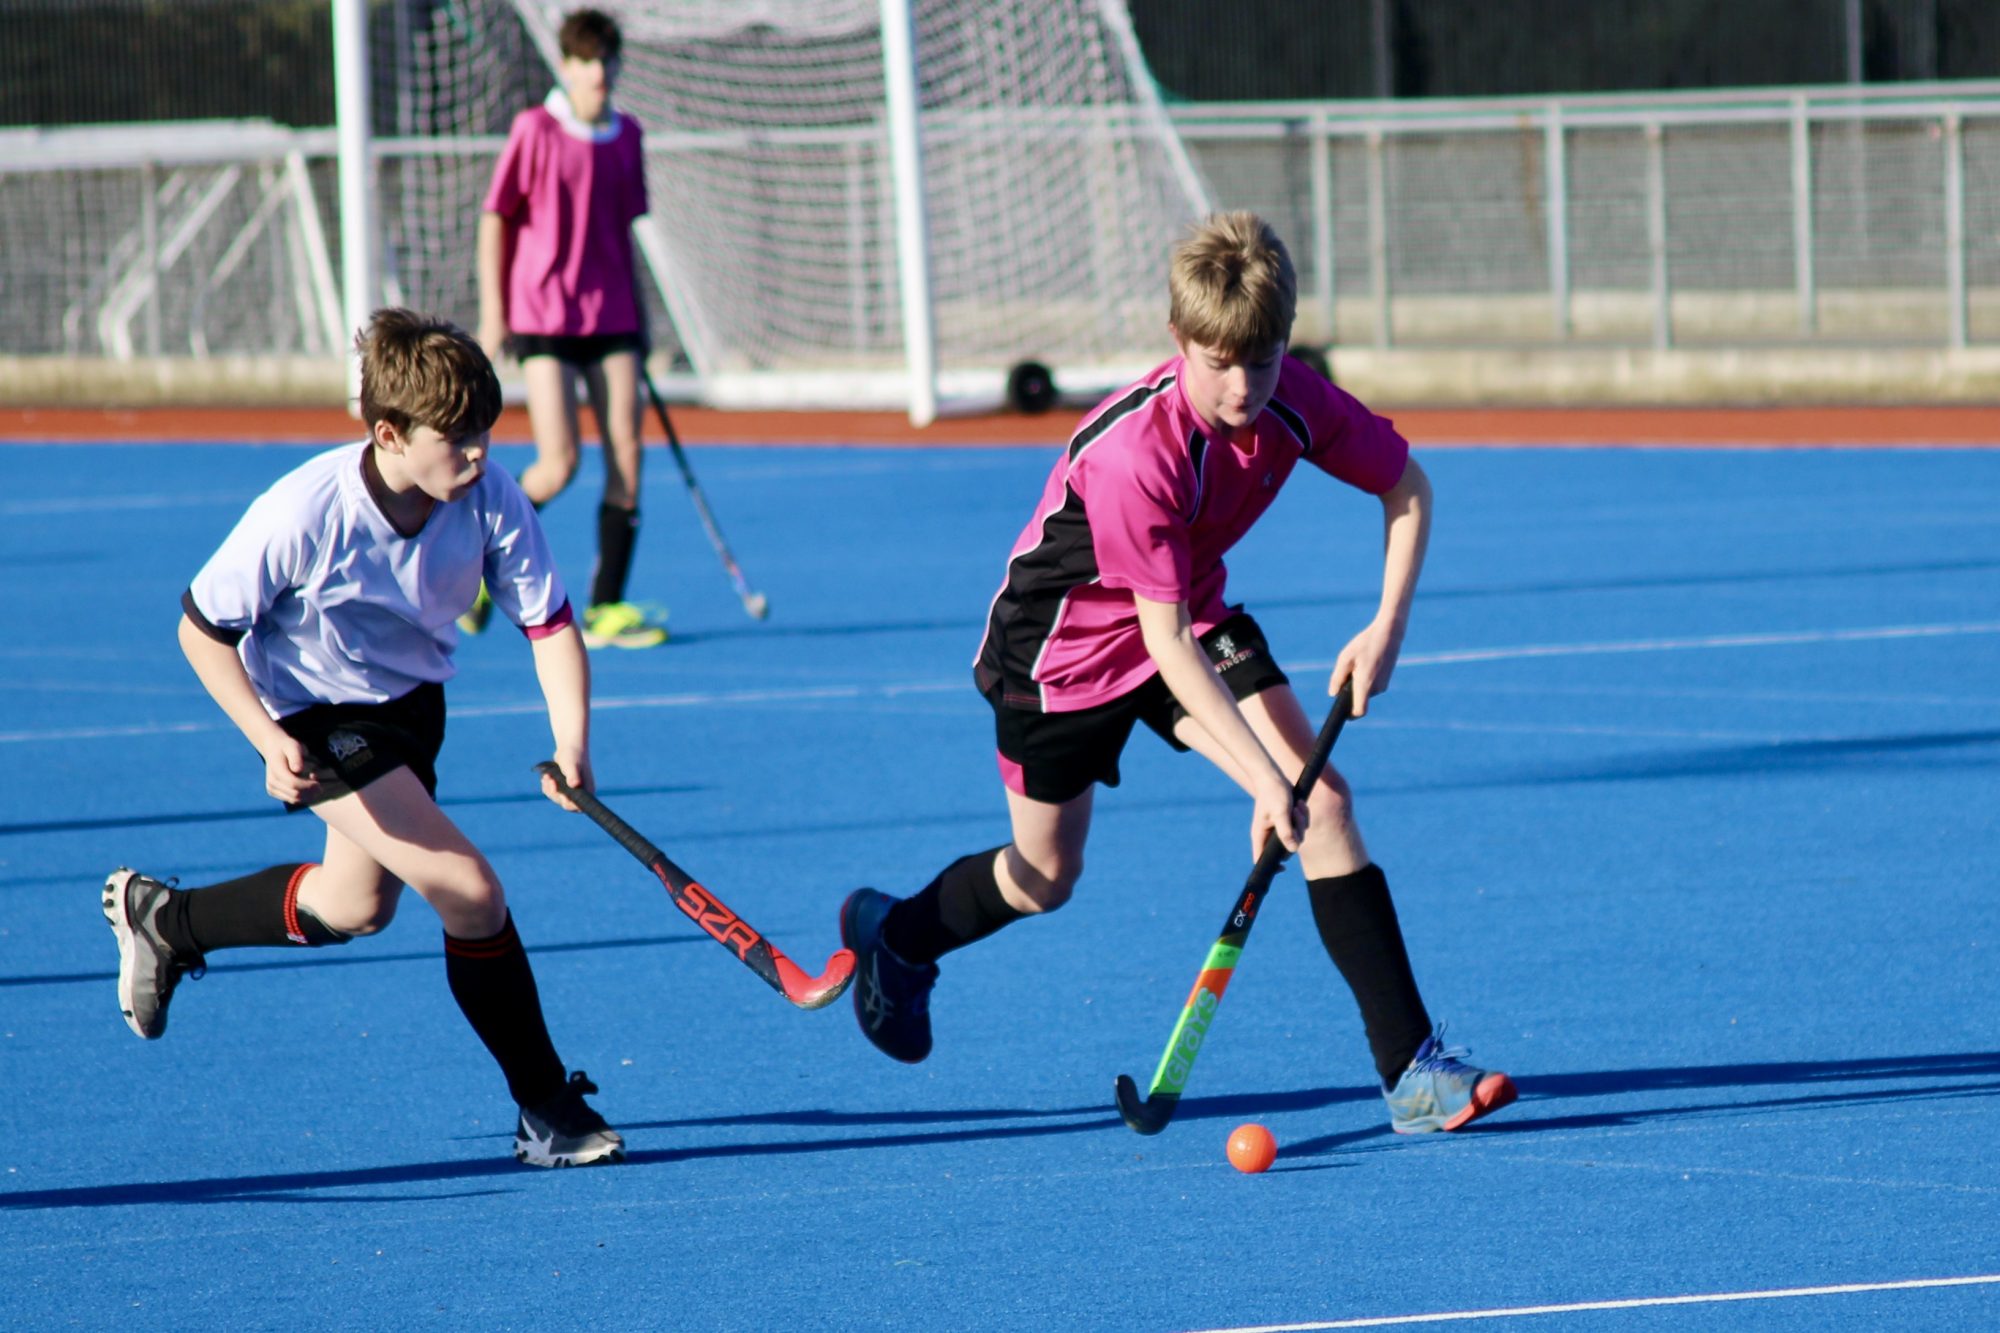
839, 888, 938, 1064
1383, 1025, 1516, 1133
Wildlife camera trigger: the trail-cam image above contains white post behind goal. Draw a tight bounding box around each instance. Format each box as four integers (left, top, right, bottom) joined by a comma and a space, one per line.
359, 0, 1211, 423
877, 0, 940, 425
332, 0, 375, 406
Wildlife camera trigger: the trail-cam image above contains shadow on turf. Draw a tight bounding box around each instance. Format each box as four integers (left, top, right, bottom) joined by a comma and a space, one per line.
0, 783, 702, 838
0, 933, 705, 990
1370, 727, 2000, 799
12, 1052, 1995, 1209
1279, 1051, 2000, 1158
0, 1159, 540, 1210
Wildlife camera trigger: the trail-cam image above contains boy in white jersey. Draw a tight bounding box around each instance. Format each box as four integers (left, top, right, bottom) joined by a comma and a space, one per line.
468, 7, 666, 650
102, 309, 623, 1168
841, 214, 1516, 1135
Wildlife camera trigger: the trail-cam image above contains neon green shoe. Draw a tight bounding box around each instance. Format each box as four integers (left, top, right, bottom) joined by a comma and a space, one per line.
457, 582, 494, 636
581, 601, 668, 649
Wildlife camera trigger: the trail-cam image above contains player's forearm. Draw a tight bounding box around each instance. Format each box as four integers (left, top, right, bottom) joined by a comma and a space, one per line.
476, 213, 507, 325
178, 614, 289, 755
528, 624, 592, 756
1373, 454, 1432, 632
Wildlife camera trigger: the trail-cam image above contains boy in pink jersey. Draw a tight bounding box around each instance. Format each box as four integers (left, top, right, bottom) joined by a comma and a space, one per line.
472, 8, 665, 650
841, 214, 1515, 1135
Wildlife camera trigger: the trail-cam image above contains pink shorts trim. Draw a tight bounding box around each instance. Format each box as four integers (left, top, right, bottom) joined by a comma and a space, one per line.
997, 750, 1027, 795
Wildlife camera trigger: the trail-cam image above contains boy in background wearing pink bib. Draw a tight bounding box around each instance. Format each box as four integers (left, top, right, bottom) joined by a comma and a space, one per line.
473, 8, 665, 649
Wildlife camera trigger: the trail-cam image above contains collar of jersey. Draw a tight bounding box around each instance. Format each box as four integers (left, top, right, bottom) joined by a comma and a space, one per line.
544, 88, 624, 144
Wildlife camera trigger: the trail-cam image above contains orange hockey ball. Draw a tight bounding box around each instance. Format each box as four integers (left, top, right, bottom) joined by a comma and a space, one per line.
1227, 1122, 1277, 1173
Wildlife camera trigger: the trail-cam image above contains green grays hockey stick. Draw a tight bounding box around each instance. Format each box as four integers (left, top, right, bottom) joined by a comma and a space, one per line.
1114, 683, 1355, 1135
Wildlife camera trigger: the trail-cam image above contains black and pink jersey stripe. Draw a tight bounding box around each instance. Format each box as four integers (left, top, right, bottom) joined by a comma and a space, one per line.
975, 355, 1410, 714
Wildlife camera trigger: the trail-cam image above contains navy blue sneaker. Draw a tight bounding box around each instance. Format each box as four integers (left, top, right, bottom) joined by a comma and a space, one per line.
1383, 1024, 1516, 1133
839, 888, 938, 1063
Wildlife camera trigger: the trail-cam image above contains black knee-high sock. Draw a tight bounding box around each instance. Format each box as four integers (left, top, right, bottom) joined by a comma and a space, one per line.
443, 912, 567, 1107
590, 503, 640, 608
155, 864, 349, 961
882, 846, 1022, 966
1307, 864, 1433, 1087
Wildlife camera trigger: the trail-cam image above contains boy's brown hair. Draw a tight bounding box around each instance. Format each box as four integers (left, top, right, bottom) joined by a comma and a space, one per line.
1167, 212, 1297, 356
559, 8, 623, 61
355, 308, 502, 441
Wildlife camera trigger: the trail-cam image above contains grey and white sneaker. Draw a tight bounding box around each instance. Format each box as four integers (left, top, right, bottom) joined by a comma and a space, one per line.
514, 1071, 625, 1168
101, 867, 196, 1039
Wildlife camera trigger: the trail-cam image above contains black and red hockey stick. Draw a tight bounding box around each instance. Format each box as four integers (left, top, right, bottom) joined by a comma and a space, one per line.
536, 763, 853, 1009
1113, 683, 1354, 1135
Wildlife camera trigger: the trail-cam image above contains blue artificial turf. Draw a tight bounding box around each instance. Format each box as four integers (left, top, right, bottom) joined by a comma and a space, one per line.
2, 440, 1997, 1330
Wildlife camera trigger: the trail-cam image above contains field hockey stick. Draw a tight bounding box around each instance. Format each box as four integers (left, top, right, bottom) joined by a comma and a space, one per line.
636, 366, 770, 621
536, 763, 854, 1009
1113, 682, 1356, 1135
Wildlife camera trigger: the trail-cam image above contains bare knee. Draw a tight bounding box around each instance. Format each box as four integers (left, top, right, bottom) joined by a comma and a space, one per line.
523, 448, 580, 499
1300, 771, 1367, 874
333, 893, 399, 938
297, 866, 403, 938
409, 855, 508, 938
1307, 772, 1356, 837
1001, 844, 1083, 913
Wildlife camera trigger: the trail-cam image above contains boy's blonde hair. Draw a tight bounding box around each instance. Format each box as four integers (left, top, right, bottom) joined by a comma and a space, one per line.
355, 308, 503, 440
1167, 212, 1296, 356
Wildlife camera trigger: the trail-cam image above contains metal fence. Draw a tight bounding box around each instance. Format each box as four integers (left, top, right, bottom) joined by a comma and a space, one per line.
1175, 81, 2000, 350
6, 80, 2000, 366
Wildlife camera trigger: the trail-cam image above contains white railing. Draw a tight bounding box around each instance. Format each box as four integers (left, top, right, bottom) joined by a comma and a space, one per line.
1170, 81, 2000, 349
6, 82, 2000, 364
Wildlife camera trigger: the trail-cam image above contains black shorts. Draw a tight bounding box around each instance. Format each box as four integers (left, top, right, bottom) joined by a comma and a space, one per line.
275, 681, 446, 811
990, 611, 1290, 805
504, 331, 644, 367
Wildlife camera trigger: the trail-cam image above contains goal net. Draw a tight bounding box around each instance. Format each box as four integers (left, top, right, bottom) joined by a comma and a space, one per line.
486, 0, 1212, 417
0, 0, 1209, 418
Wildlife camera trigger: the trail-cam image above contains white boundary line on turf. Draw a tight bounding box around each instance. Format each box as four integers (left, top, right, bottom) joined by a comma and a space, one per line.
1386, 619, 2000, 669
1186, 1273, 2000, 1332
0, 491, 249, 517
3, 619, 1999, 746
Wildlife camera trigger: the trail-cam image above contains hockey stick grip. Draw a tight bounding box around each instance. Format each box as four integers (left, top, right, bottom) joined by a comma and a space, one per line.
535, 763, 667, 870
1298, 680, 1354, 800
1246, 678, 1354, 879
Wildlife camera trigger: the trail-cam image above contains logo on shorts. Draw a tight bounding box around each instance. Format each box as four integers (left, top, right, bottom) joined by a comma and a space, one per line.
1212, 632, 1255, 672
325, 730, 369, 763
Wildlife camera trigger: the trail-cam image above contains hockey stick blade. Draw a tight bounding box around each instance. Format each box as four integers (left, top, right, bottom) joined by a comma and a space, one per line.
1114, 1073, 1175, 1135
1112, 684, 1354, 1135
536, 764, 853, 1008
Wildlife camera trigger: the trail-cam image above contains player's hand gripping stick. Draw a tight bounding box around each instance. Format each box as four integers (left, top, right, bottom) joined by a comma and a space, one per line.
1113, 683, 1355, 1134
536, 763, 853, 1009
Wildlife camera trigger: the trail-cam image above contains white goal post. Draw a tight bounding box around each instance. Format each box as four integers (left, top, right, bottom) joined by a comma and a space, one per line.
344, 0, 1211, 424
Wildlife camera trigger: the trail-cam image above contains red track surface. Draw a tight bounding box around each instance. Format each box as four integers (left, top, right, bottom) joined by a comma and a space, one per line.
0, 404, 1994, 446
